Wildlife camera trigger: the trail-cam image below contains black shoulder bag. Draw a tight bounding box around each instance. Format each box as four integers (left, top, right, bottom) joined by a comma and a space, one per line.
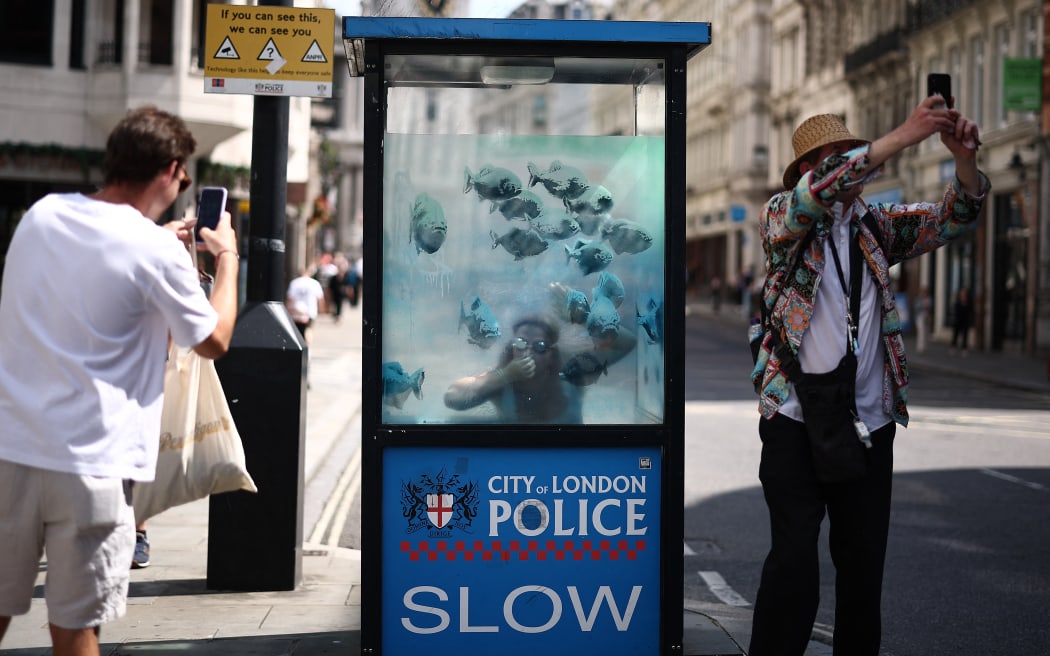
792, 225, 872, 483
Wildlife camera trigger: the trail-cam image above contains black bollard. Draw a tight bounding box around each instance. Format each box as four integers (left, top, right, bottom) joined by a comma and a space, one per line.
206, 78, 306, 590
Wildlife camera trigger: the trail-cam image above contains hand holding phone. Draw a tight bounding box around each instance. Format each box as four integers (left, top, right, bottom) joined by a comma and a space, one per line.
194, 186, 228, 242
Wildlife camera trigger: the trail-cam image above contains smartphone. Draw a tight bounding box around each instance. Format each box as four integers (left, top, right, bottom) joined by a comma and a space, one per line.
927, 73, 952, 109
195, 186, 228, 241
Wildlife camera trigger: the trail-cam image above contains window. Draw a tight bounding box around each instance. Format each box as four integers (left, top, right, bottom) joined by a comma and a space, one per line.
993, 22, 1010, 127
970, 36, 984, 125
144, 0, 174, 66
0, 0, 54, 66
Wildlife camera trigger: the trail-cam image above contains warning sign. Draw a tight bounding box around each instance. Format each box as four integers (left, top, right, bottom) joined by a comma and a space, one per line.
203, 4, 334, 98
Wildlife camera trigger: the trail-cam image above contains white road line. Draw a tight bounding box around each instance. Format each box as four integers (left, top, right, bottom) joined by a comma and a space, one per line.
683, 541, 697, 556
980, 468, 1048, 492
698, 571, 752, 607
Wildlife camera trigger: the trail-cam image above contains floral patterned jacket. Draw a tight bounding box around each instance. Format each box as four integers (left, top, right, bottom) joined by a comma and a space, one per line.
750, 145, 990, 426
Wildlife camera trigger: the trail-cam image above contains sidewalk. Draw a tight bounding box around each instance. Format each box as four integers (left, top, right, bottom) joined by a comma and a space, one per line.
5, 300, 1045, 656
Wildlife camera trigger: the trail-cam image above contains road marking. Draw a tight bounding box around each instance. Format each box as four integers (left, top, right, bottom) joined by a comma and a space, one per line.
308, 446, 361, 545
698, 571, 751, 607
980, 468, 1048, 492
683, 541, 696, 556
326, 447, 362, 547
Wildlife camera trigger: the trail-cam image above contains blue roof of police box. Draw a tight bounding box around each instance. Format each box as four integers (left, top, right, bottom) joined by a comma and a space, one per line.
342, 17, 711, 59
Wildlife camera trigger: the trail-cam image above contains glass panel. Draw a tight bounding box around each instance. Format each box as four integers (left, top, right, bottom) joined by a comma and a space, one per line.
381, 54, 666, 425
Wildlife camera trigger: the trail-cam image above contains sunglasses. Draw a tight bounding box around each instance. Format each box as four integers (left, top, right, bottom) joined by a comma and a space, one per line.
176, 164, 192, 193
511, 337, 551, 354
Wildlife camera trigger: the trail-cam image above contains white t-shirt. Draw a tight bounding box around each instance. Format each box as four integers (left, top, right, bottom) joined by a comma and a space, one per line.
0, 193, 218, 481
778, 201, 892, 431
287, 275, 324, 323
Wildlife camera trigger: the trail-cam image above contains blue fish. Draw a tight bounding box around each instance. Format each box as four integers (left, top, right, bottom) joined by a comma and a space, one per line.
459, 296, 501, 349
636, 298, 663, 345
465, 165, 522, 204
496, 190, 544, 221
564, 238, 613, 276
591, 271, 625, 309
383, 362, 425, 409
530, 208, 581, 240
409, 193, 447, 255
527, 160, 590, 210
566, 289, 590, 325
586, 295, 621, 341
491, 226, 549, 260
601, 218, 653, 255
559, 352, 608, 387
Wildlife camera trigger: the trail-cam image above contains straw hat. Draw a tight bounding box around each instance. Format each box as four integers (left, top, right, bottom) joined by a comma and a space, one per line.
782, 114, 869, 190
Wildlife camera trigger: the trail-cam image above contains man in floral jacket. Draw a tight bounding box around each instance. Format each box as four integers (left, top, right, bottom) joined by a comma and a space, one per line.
748, 96, 989, 656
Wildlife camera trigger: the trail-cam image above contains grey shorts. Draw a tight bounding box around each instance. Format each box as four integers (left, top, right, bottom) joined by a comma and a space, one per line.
0, 459, 136, 629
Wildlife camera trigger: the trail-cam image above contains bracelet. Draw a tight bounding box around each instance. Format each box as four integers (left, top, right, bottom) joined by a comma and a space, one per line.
215, 249, 238, 260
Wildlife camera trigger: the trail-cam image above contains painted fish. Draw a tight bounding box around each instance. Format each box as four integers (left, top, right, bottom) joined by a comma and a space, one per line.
408, 193, 447, 255
495, 190, 544, 221
591, 271, 625, 309
459, 296, 501, 349
559, 352, 608, 387
636, 297, 664, 345
490, 227, 549, 260
566, 288, 591, 325
564, 238, 613, 276
601, 218, 653, 255
530, 208, 581, 241
464, 165, 523, 204
586, 295, 621, 341
569, 185, 614, 216
527, 160, 590, 209
382, 362, 425, 409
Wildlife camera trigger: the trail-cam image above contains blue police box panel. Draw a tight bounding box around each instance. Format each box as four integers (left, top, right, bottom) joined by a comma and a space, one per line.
383, 446, 663, 656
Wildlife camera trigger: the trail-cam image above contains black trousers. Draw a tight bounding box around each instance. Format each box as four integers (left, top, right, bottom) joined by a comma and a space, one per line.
748, 413, 895, 656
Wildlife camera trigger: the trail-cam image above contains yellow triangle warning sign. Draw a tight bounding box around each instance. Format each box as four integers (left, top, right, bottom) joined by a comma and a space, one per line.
213, 37, 239, 60
302, 39, 328, 63
257, 38, 283, 61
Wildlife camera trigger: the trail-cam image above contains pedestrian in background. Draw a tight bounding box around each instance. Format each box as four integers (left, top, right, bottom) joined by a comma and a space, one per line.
950, 286, 973, 356
287, 267, 326, 346
0, 105, 240, 655
749, 96, 989, 656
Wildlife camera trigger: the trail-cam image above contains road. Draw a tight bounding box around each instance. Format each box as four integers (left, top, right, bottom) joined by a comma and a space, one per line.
327, 308, 1050, 654
683, 309, 1050, 655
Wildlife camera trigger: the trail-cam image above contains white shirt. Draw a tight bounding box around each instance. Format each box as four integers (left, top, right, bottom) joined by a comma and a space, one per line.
287, 275, 325, 322
0, 193, 218, 481
778, 201, 892, 431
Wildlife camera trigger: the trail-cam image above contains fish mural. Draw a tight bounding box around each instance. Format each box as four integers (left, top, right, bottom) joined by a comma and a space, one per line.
459, 296, 502, 349
559, 352, 609, 387
495, 190, 544, 221
586, 295, 621, 341
568, 185, 614, 235
527, 160, 590, 209
464, 165, 523, 204
382, 362, 425, 409
601, 218, 654, 255
564, 238, 614, 276
408, 193, 447, 255
591, 271, 625, 309
636, 297, 664, 345
530, 208, 581, 241
491, 226, 549, 260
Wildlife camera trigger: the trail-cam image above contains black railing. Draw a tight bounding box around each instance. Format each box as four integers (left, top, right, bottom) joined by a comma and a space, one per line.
844, 28, 906, 74
906, 0, 979, 32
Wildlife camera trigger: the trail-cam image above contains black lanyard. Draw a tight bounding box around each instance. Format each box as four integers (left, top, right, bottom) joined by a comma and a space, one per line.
826, 217, 866, 355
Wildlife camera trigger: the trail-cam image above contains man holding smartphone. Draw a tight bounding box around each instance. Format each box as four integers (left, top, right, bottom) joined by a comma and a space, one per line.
749, 93, 989, 655
0, 106, 239, 655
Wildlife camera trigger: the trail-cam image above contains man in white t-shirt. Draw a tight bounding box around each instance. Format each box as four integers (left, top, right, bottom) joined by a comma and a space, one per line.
286, 267, 326, 344
0, 106, 240, 655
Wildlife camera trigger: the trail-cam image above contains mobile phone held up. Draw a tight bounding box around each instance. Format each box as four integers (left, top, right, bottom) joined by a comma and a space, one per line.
195, 186, 228, 241
927, 73, 952, 109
